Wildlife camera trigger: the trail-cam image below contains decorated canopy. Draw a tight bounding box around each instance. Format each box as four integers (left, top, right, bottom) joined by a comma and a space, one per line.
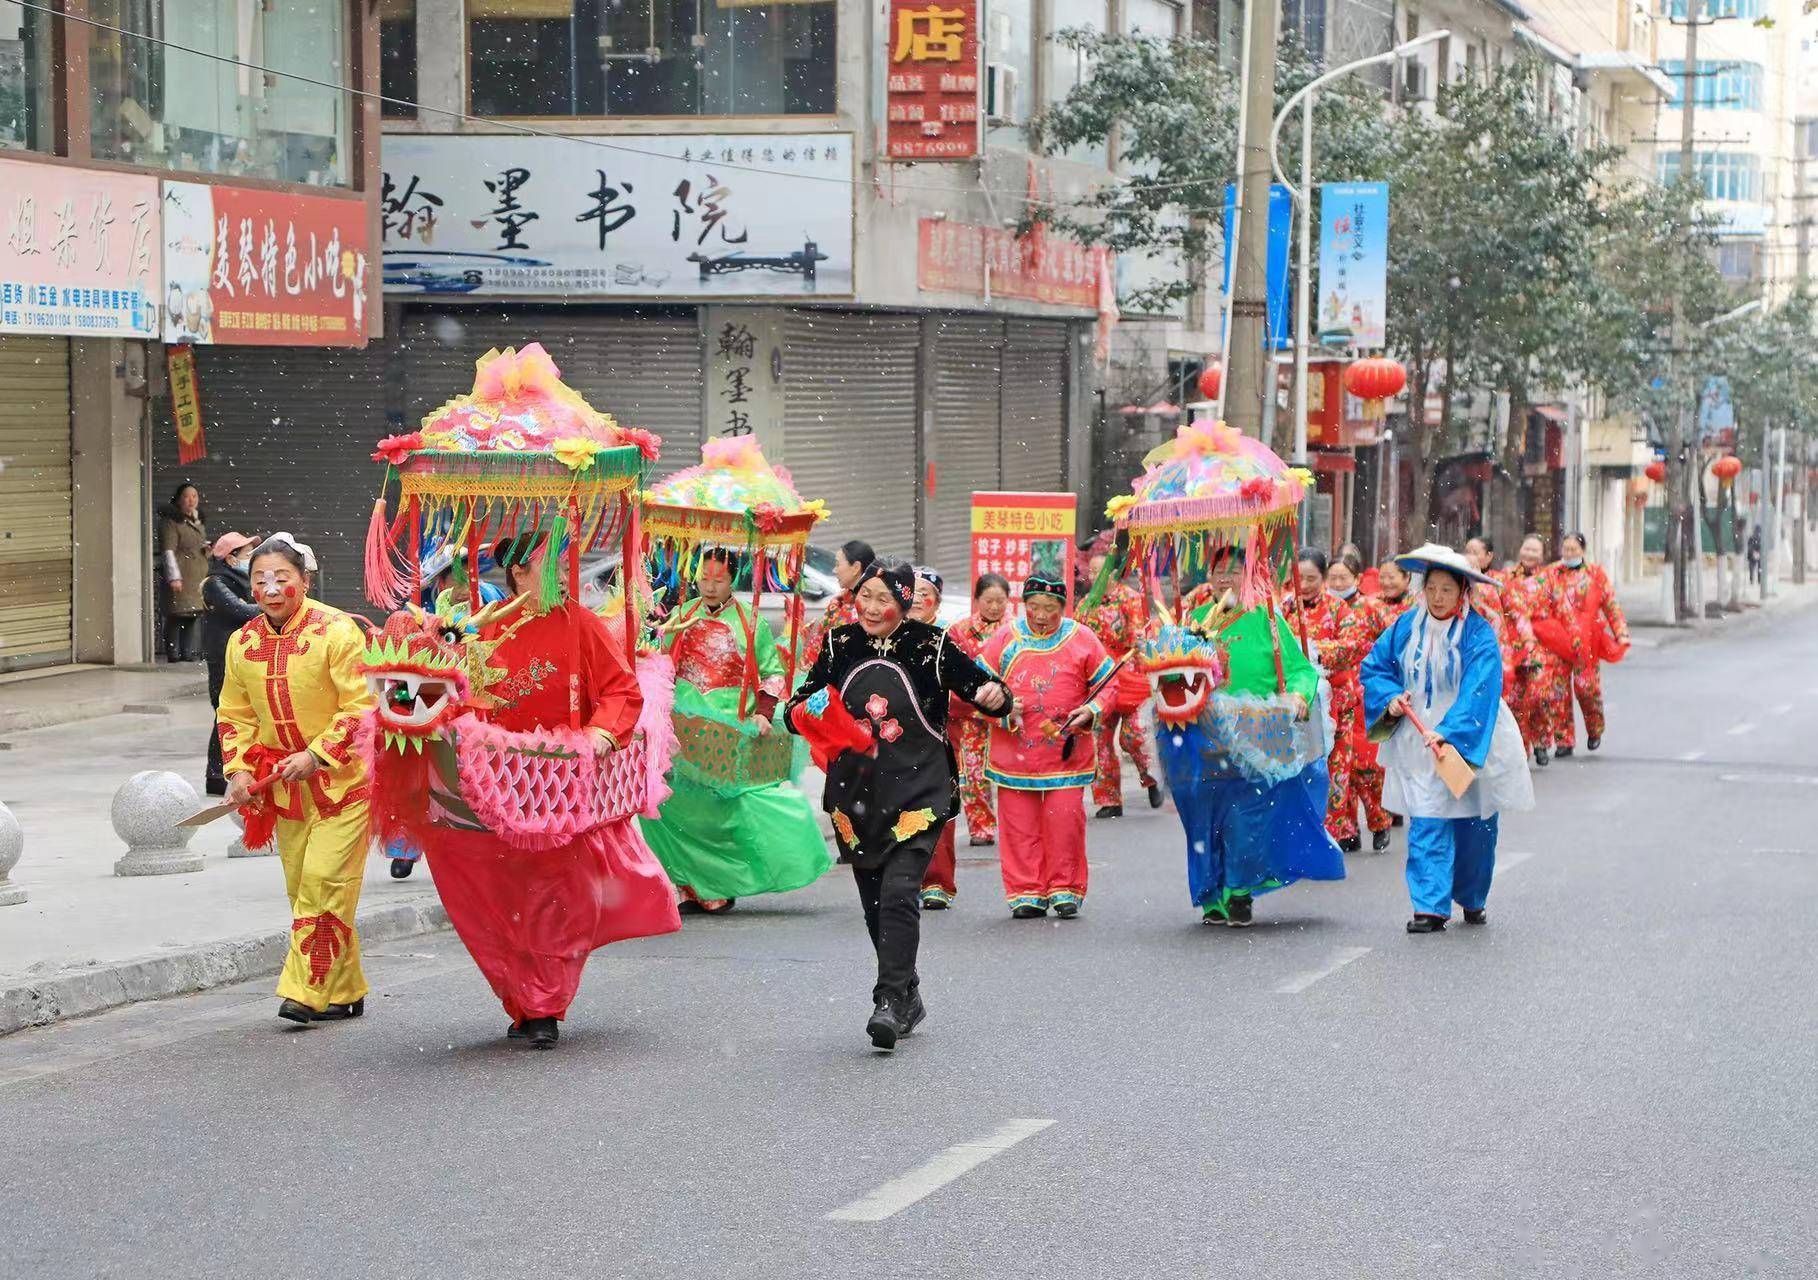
642, 436, 827, 550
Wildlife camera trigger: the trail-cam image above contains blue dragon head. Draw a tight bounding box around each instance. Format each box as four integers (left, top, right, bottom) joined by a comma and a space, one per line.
1135, 625, 1225, 728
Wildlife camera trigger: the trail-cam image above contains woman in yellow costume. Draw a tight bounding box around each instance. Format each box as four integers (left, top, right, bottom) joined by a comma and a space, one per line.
218, 533, 377, 1026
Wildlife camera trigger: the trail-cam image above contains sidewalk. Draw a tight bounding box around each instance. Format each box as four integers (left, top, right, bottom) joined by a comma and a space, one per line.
0, 664, 209, 735
1615, 571, 1818, 644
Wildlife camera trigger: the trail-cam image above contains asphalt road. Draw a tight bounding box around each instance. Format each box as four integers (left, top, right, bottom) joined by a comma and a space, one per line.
3, 608, 1815, 1279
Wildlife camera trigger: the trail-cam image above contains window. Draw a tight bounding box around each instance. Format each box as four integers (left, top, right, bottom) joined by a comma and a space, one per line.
1127, 0, 1182, 40
1714, 237, 1761, 284
1659, 60, 1763, 111
1657, 149, 1762, 202
1281, 0, 1323, 57
89, 1, 350, 187
381, 0, 418, 119
467, 0, 836, 118
985, 0, 1035, 130
0, 6, 53, 152
1048, 0, 1108, 166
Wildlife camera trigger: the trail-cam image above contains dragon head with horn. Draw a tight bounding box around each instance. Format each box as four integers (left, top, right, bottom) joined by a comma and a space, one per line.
361, 595, 529, 751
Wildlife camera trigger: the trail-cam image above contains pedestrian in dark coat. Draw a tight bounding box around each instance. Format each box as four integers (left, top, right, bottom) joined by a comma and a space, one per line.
201, 532, 260, 795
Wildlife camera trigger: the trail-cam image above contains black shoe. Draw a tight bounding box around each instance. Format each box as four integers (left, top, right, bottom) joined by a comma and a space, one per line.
506, 1021, 526, 1040
1587, 735, 1601, 752
677, 896, 707, 915
1147, 783, 1165, 809
1011, 904, 1047, 920
898, 992, 927, 1037
1463, 908, 1488, 926
1339, 835, 1362, 854
277, 998, 316, 1025
1553, 746, 1574, 760
522, 1017, 559, 1049
1371, 828, 1392, 853
1096, 805, 1123, 819
390, 857, 415, 879
920, 890, 951, 911
866, 1000, 902, 1051
1052, 899, 1080, 920
701, 898, 737, 914
1406, 914, 1448, 934
1391, 814, 1404, 828
314, 998, 364, 1021
1226, 894, 1253, 927
1533, 747, 1550, 768
968, 835, 995, 847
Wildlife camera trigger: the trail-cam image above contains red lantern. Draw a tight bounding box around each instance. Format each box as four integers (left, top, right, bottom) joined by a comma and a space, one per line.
1644, 460, 1666, 483
1342, 357, 1407, 403
1196, 363, 1222, 401
1711, 455, 1742, 484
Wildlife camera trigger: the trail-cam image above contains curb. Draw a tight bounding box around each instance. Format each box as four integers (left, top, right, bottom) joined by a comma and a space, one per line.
0, 894, 450, 1038
0, 677, 210, 737
1628, 589, 1818, 650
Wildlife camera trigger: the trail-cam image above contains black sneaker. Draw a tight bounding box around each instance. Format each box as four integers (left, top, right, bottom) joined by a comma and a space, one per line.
1147, 783, 1165, 809
1226, 894, 1253, 927
1406, 914, 1448, 934
522, 1017, 560, 1050
1339, 835, 1362, 854
1533, 747, 1550, 768
1463, 908, 1488, 926
1371, 828, 1392, 853
1095, 805, 1123, 819
1587, 735, 1601, 752
899, 992, 926, 1037
866, 1000, 902, 1051
277, 999, 316, 1025
389, 858, 415, 879
1011, 904, 1047, 920
1553, 745, 1575, 760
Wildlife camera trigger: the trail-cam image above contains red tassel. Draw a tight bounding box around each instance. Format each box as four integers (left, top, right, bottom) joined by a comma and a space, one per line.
363, 498, 409, 609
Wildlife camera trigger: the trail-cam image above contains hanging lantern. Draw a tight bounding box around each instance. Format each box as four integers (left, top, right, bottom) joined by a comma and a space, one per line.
1711, 455, 1742, 485
1342, 357, 1406, 423
1644, 460, 1667, 483
1196, 363, 1222, 402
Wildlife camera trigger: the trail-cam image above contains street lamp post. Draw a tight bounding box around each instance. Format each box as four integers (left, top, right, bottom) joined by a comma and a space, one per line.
1268, 30, 1449, 476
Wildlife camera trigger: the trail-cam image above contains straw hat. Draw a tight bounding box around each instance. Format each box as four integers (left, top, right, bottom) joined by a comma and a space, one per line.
1394, 543, 1496, 587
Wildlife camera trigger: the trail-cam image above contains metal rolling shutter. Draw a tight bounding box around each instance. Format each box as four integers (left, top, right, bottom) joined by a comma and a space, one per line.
0, 337, 72, 671
1000, 319, 1071, 493
152, 345, 392, 618
781, 310, 920, 560
928, 317, 1004, 585
400, 306, 703, 482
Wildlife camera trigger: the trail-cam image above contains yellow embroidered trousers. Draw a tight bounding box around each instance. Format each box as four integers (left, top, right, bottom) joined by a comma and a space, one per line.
273, 794, 370, 1011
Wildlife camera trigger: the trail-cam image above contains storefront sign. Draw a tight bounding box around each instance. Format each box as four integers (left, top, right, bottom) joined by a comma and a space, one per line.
969, 491, 1077, 605
704, 305, 784, 452
1317, 181, 1388, 350
0, 159, 160, 338
886, 0, 980, 161
161, 182, 371, 347
381, 135, 855, 298
166, 343, 207, 464
918, 220, 1100, 309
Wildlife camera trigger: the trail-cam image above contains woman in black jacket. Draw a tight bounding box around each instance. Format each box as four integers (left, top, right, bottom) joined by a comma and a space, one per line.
201, 532, 261, 795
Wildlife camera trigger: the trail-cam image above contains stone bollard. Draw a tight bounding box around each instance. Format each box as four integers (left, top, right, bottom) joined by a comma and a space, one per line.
0, 800, 24, 905
111, 771, 205, 876
225, 809, 273, 858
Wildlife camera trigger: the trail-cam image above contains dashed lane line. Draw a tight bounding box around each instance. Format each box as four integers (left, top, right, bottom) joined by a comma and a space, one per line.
1495, 850, 1535, 876
1273, 946, 1372, 994
1680, 750, 1707, 762
826, 1118, 1057, 1222
1727, 722, 1758, 737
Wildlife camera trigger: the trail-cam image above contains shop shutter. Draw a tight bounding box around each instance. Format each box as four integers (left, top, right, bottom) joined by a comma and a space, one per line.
399, 306, 703, 483
781, 310, 920, 561
928, 317, 1004, 586
152, 344, 392, 619
1000, 319, 1071, 494
0, 337, 72, 671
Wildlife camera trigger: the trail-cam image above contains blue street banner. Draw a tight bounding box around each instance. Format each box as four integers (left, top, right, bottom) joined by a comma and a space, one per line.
1316, 181, 1388, 350
1221, 183, 1292, 350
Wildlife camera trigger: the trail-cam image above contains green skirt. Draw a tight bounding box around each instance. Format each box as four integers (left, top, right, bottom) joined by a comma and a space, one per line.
640, 777, 833, 901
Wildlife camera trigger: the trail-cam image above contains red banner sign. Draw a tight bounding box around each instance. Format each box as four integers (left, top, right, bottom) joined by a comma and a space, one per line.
918, 219, 1100, 309
162, 181, 371, 347
167, 343, 206, 464
886, 0, 980, 161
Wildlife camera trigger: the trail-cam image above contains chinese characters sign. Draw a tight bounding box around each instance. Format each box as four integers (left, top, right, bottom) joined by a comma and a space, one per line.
167, 344, 207, 464
0, 158, 159, 338
704, 305, 783, 449
1316, 181, 1387, 351
887, 0, 980, 161
381, 135, 855, 299
918, 219, 1100, 309
162, 182, 371, 347
969, 492, 1077, 606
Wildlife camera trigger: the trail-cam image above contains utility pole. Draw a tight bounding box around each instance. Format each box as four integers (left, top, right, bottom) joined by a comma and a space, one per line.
1664, 1, 1702, 625
1223, 0, 1282, 438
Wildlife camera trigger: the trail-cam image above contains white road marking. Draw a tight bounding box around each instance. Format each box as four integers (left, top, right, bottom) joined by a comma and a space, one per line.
1679, 750, 1706, 762
1495, 850, 1535, 877
827, 1118, 1056, 1222
1771, 703, 1794, 716
1274, 946, 1372, 994
1719, 772, 1818, 787
1727, 722, 1757, 737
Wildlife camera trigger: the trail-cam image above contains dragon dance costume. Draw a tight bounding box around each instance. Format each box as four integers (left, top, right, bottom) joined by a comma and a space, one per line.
216, 598, 376, 1014
642, 595, 831, 905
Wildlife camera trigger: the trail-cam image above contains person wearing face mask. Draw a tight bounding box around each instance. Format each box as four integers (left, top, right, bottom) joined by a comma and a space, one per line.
217, 535, 377, 1026
1283, 549, 1376, 852
1498, 534, 1569, 767
1546, 533, 1628, 757
978, 576, 1115, 919
944, 573, 1012, 850
785, 558, 1011, 1049
1362, 545, 1533, 932
642, 548, 832, 915
201, 532, 261, 796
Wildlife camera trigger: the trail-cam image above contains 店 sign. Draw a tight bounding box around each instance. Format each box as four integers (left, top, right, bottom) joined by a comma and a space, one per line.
918, 219, 1100, 309
381, 134, 855, 298
1317, 181, 1388, 350
886, 0, 980, 161
0, 158, 160, 338
162, 182, 371, 346
969, 492, 1077, 605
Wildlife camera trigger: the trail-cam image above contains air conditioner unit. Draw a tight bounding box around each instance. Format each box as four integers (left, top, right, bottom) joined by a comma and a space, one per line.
986, 63, 1019, 124
1403, 61, 1430, 102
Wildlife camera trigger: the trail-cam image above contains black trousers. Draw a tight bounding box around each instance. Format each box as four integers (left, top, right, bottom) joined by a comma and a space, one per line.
204, 651, 228, 795
165, 613, 200, 662
851, 828, 941, 1008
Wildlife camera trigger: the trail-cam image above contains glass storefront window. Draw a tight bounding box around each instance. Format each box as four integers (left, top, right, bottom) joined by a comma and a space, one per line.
0, 5, 54, 153
468, 0, 836, 118
90, 1, 350, 187
381, 0, 418, 119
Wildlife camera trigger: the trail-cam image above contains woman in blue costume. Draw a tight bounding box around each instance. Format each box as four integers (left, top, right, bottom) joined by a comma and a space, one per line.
1360, 544, 1534, 933
1147, 552, 1346, 927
